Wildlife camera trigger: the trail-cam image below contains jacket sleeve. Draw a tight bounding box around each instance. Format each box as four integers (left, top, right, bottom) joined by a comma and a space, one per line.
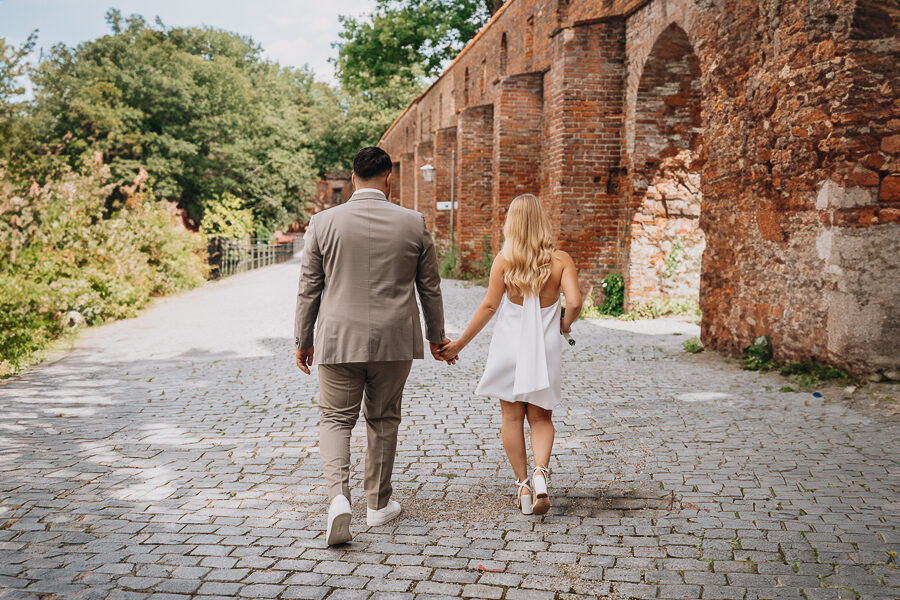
415, 215, 445, 344
294, 216, 324, 349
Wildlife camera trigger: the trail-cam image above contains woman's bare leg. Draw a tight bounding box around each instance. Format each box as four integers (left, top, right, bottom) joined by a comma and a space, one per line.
500, 400, 528, 484
526, 404, 555, 472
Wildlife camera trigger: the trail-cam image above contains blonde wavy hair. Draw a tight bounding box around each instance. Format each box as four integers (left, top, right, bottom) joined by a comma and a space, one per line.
501, 193, 555, 298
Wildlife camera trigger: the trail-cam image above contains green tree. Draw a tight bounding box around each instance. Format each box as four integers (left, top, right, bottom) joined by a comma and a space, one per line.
0, 33, 37, 158
200, 192, 255, 240
304, 74, 426, 176
333, 0, 500, 93
23, 12, 317, 230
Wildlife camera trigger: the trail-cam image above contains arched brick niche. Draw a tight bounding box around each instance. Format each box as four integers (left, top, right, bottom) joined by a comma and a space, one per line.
625, 23, 704, 308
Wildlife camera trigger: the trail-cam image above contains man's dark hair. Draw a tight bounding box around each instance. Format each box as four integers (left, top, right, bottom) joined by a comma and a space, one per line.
353, 146, 393, 180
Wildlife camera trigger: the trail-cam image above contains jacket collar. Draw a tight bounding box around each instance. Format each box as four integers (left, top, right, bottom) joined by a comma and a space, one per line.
348, 188, 389, 202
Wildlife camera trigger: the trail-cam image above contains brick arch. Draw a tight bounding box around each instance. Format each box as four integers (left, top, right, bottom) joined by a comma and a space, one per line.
624, 1, 703, 160
623, 21, 705, 308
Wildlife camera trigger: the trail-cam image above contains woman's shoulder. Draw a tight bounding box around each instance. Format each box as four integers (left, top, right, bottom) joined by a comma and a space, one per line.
552, 249, 573, 264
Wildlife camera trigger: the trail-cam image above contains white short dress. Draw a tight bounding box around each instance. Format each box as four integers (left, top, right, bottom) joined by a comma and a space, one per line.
474, 293, 562, 410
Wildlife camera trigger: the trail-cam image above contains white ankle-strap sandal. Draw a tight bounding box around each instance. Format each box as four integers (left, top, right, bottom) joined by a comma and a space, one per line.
515, 478, 533, 515
531, 466, 550, 515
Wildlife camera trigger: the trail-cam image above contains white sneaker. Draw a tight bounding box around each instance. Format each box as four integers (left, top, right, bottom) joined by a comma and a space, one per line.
366, 500, 402, 527
326, 494, 352, 545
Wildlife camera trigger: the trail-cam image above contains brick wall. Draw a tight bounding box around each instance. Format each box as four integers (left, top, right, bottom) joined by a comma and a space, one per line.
433, 127, 457, 239
415, 140, 435, 228
377, 0, 899, 374
456, 105, 495, 270
399, 152, 415, 210
492, 73, 543, 252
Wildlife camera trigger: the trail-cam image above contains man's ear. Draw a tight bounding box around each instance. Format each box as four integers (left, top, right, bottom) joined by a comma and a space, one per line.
351, 173, 357, 190
384, 171, 392, 191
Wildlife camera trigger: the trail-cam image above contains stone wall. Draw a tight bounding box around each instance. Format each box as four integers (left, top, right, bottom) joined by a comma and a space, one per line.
378, 0, 899, 374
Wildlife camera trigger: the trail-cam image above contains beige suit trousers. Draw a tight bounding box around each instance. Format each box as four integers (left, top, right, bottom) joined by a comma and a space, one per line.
317, 360, 412, 510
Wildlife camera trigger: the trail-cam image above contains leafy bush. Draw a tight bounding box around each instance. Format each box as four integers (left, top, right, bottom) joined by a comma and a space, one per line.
741, 336, 776, 371
476, 234, 494, 278
661, 236, 685, 279
0, 276, 62, 370
439, 241, 462, 279
0, 159, 207, 373
579, 288, 603, 319
599, 273, 624, 316
682, 337, 704, 353
200, 192, 254, 240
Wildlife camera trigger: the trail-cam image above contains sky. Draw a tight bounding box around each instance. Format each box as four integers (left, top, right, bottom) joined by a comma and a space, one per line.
0, 0, 375, 83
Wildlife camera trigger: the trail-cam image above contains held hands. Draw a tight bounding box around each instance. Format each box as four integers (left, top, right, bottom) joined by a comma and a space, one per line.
438, 339, 463, 363
295, 346, 314, 374
430, 338, 459, 365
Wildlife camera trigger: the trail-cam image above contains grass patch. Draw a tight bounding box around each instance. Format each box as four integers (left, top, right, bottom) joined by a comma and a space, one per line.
682, 337, 704, 353
741, 337, 850, 390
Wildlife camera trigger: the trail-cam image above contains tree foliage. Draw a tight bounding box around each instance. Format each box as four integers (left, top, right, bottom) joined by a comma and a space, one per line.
303, 74, 426, 176
0, 33, 37, 157
18, 12, 317, 230
333, 0, 498, 93
0, 157, 207, 372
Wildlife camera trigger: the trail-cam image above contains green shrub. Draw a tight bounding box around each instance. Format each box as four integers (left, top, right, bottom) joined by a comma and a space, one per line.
477, 234, 494, 276
661, 236, 685, 279
580, 289, 603, 319
682, 337, 704, 353
0, 160, 207, 374
200, 192, 254, 240
599, 273, 624, 316
741, 336, 776, 371
439, 242, 462, 279
0, 276, 62, 370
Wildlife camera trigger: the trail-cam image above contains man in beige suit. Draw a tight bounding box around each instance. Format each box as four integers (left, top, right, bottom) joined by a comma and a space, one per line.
294, 146, 452, 545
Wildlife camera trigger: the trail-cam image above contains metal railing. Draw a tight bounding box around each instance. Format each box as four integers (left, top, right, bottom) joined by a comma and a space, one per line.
207, 235, 304, 279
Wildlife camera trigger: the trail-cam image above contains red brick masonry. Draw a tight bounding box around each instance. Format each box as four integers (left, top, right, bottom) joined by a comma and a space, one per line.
379, 0, 899, 374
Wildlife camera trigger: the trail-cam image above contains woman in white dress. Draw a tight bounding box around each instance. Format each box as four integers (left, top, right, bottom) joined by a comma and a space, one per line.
439, 194, 582, 515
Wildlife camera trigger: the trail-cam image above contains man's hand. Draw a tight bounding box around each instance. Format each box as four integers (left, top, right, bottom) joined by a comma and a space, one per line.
295, 346, 314, 374
430, 339, 458, 365
438, 339, 463, 363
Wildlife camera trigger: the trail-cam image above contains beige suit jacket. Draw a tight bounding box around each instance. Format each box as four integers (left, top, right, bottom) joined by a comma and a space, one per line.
294, 189, 445, 364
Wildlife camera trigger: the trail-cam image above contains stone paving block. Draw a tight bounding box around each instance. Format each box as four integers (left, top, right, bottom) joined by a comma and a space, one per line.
153, 579, 201, 595
701, 585, 748, 599
504, 589, 555, 600
461, 583, 503, 598
0, 277, 896, 600
282, 586, 329, 600
412, 580, 461, 595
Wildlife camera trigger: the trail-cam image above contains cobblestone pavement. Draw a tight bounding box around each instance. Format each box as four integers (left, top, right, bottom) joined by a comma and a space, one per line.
1, 259, 898, 600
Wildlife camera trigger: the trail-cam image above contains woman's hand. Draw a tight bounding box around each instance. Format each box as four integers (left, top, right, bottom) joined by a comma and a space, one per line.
439, 339, 463, 362
561, 321, 572, 334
